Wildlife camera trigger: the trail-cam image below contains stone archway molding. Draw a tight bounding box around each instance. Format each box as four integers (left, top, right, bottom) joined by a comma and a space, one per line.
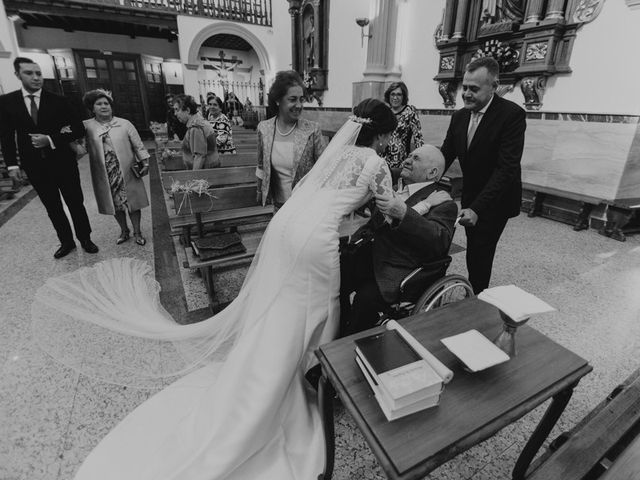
186, 21, 271, 76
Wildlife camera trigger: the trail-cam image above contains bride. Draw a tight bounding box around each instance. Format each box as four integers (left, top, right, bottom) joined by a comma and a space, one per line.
32, 98, 398, 479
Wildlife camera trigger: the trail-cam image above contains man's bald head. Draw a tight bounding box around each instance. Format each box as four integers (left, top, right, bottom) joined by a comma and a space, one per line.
400, 145, 446, 185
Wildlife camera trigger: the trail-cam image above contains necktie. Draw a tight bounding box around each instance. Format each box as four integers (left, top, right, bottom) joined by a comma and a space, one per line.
467, 112, 480, 148
28, 94, 38, 125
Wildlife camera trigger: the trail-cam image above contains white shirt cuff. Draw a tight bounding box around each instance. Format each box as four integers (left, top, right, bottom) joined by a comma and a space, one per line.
47, 135, 56, 150
7, 165, 19, 171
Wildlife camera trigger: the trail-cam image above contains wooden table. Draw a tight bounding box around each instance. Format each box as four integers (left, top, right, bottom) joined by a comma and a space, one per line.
315, 298, 592, 480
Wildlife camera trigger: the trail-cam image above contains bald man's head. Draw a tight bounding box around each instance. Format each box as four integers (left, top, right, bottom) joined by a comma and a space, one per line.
400, 145, 445, 185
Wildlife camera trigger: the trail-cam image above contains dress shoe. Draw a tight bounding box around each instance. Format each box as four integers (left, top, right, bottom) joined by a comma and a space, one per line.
133, 232, 147, 246
116, 230, 130, 245
54, 243, 76, 259
80, 239, 99, 254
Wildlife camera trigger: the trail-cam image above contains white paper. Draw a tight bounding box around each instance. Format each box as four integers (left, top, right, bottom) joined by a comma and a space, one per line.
478, 285, 555, 322
440, 329, 510, 372
385, 320, 454, 384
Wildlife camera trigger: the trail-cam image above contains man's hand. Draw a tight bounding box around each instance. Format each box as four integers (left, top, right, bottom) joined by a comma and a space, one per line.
29, 134, 49, 149
458, 208, 478, 227
374, 193, 407, 221
7, 168, 20, 180
424, 190, 452, 208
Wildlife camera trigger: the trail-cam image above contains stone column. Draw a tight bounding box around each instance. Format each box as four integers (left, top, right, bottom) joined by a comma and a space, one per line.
544, 0, 566, 20
353, 0, 401, 104
451, 0, 470, 39
524, 0, 546, 23
441, 0, 458, 41
287, 0, 303, 72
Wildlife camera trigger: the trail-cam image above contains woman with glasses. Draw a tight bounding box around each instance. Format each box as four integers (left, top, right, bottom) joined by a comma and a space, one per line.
383, 81, 424, 168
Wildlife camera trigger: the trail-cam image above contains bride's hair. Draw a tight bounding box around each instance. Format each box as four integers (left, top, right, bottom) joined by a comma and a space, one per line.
353, 98, 397, 147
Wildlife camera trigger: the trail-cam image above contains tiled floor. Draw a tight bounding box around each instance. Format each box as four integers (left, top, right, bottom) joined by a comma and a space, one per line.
1, 157, 639, 480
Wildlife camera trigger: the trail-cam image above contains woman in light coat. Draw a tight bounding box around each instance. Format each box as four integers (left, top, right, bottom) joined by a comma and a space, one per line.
83, 89, 150, 245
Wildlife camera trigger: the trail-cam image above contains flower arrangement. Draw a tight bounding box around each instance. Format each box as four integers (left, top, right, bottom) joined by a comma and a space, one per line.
170, 179, 218, 215
162, 149, 182, 160
472, 39, 520, 73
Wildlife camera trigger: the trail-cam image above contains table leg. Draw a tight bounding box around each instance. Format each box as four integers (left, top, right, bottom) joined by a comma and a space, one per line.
317, 373, 335, 480
512, 386, 575, 479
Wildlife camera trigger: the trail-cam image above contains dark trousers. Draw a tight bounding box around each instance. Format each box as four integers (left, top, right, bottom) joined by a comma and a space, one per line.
464, 215, 509, 294
26, 159, 92, 245
340, 241, 388, 336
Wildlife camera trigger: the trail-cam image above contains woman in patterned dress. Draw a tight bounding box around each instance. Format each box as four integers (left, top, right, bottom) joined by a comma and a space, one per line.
83, 89, 150, 246
207, 96, 236, 154
383, 81, 425, 168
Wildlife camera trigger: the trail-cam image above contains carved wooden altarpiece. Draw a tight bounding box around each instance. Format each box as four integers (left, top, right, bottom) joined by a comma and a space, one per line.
287, 0, 329, 105
434, 0, 605, 110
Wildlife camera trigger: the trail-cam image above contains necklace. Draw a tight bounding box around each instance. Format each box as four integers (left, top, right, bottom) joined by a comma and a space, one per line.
276, 120, 297, 137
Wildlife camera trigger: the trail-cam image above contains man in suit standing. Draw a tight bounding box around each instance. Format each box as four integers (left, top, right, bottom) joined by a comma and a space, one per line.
0, 57, 98, 258
340, 145, 458, 335
441, 56, 526, 294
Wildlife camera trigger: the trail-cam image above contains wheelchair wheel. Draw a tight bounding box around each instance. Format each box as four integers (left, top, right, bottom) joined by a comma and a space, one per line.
411, 274, 473, 315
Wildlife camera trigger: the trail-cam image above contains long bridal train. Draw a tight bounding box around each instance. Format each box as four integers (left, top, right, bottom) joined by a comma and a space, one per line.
31, 117, 393, 479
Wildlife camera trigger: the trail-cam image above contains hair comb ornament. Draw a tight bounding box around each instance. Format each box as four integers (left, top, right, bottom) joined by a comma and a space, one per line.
348, 115, 373, 125
96, 89, 113, 101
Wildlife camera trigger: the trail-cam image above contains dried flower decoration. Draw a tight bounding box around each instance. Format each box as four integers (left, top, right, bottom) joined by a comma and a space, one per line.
348, 115, 373, 125
96, 88, 113, 101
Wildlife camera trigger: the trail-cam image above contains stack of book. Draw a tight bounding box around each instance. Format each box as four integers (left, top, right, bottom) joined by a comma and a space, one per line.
355, 321, 453, 421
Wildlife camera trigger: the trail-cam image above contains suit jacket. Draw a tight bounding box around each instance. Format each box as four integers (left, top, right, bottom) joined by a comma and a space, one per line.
363, 182, 458, 303
0, 89, 85, 173
440, 95, 526, 219
255, 117, 326, 206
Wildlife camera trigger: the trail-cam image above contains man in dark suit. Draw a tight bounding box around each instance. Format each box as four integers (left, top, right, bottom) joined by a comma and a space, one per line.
0, 57, 98, 258
440, 56, 526, 294
341, 145, 458, 335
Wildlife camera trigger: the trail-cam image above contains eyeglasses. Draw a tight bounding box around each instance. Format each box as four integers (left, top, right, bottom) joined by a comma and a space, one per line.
390, 92, 403, 97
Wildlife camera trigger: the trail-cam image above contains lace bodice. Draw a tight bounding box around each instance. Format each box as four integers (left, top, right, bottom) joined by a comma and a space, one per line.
320, 145, 393, 197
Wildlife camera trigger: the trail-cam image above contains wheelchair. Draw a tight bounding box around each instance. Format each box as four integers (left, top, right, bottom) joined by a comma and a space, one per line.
378, 255, 473, 323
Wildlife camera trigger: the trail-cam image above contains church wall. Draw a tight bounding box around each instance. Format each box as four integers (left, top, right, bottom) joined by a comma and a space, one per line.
541, 1, 640, 115
14, 26, 180, 60
319, 0, 369, 107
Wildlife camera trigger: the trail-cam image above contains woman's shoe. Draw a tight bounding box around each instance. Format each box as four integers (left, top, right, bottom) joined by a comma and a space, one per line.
133, 232, 146, 246
116, 231, 130, 245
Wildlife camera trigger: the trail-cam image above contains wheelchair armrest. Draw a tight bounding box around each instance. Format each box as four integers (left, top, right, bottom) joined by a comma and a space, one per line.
399, 256, 453, 296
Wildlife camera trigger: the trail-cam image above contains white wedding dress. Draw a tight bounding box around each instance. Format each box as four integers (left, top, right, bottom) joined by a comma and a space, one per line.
32, 120, 393, 480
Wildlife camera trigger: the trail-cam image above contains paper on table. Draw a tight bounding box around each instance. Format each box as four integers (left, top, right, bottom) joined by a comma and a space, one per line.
385, 320, 454, 384
478, 285, 555, 322
440, 329, 510, 372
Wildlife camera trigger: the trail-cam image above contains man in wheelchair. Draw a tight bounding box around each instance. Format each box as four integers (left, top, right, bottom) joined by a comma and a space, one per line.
340, 145, 459, 336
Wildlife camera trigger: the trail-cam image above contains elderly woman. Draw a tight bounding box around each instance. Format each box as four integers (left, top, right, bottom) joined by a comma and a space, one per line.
256, 70, 325, 209
83, 89, 150, 246
383, 81, 424, 168
207, 96, 236, 154
173, 94, 220, 169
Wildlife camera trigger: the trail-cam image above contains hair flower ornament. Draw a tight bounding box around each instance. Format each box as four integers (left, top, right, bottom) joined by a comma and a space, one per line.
348, 115, 373, 125
96, 88, 113, 101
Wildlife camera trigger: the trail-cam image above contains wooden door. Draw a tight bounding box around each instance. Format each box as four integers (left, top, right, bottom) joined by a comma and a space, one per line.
76, 51, 147, 130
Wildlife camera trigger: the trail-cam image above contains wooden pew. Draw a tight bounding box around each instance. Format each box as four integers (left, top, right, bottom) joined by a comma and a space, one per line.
526, 368, 640, 480
169, 183, 272, 311
161, 166, 256, 191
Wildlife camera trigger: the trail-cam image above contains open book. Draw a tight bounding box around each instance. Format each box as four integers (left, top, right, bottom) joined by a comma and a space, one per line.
478, 285, 556, 323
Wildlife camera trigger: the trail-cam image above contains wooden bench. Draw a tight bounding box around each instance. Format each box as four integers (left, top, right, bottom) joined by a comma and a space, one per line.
526, 368, 640, 480
163, 168, 271, 243
172, 185, 271, 311
522, 183, 640, 241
